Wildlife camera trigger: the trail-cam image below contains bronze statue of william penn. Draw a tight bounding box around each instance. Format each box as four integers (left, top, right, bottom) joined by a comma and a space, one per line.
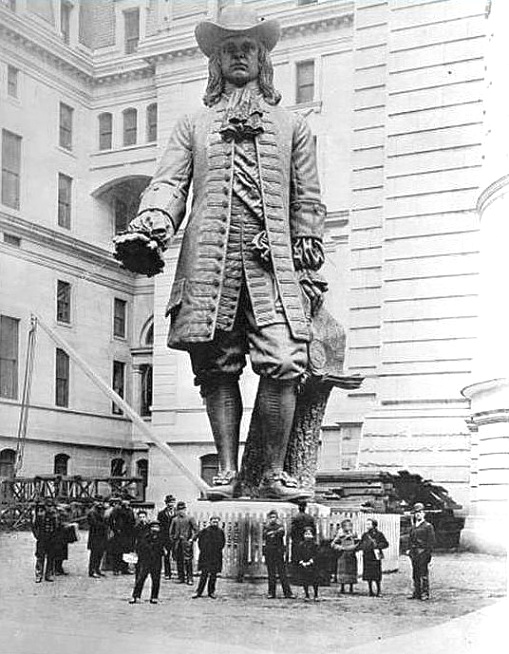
114, 6, 333, 501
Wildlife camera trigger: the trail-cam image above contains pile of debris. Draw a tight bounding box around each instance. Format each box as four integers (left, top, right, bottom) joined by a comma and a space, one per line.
315, 470, 465, 549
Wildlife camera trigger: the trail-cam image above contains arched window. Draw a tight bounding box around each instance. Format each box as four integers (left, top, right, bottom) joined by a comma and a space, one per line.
0, 448, 15, 479
146, 103, 157, 142
111, 457, 126, 477
145, 323, 153, 346
98, 112, 113, 150
123, 108, 137, 146
200, 453, 219, 486
136, 458, 148, 488
53, 453, 70, 476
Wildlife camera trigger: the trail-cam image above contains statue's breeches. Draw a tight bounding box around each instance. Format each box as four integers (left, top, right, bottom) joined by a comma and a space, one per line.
188, 289, 307, 388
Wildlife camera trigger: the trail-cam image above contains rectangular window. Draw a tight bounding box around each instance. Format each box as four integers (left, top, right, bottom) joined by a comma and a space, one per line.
123, 109, 137, 146
58, 173, 72, 229
57, 280, 71, 324
146, 104, 157, 143
0, 315, 19, 399
59, 102, 73, 150
296, 60, 315, 104
98, 113, 113, 151
55, 348, 70, 407
1, 129, 21, 210
112, 360, 125, 415
124, 8, 140, 54
7, 66, 18, 98
60, 1, 72, 44
113, 298, 127, 338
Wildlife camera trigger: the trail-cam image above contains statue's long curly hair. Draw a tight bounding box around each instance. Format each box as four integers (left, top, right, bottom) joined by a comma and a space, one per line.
203, 43, 282, 107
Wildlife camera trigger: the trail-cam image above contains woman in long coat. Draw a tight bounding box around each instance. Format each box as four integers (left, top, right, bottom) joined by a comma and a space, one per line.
359, 518, 389, 597
331, 519, 360, 593
193, 516, 226, 599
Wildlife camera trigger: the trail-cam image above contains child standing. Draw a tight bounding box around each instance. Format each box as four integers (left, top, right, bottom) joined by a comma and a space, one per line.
295, 527, 320, 601
129, 521, 164, 604
331, 519, 360, 594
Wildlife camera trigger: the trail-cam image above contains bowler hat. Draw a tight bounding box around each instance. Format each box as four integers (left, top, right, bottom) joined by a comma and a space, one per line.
176, 501, 186, 510
195, 6, 280, 58
165, 494, 176, 503
412, 502, 425, 513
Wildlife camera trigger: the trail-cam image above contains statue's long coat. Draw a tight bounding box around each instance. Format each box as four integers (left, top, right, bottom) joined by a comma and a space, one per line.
137, 96, 325, 349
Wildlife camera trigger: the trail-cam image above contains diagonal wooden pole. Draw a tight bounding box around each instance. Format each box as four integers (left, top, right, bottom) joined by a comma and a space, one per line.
32, 312, 211, 495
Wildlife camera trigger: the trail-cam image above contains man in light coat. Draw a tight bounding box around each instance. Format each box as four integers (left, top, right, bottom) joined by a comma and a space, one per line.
114, 6, 327, 501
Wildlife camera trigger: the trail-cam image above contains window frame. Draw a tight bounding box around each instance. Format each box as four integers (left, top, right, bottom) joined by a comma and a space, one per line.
55, 347, 70, 408
0, 315, 19, 400
98, 112, 113, 151
57, 172, 72, 229
146, 103, 157, 143
296, 59, 315, 105
112, 360, 126, 415
113, 298, 127, 339
56, 280, 72, 324
124, 7, 140, 55
122, 108, 137, 147
7, 65, 18, 98
60, 0, 72, 45
1, 129, 21, 210
59, 102, 74, 151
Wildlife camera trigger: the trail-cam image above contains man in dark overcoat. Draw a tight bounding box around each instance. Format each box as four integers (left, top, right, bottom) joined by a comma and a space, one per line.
193, 515, 226, 599
130, 521, 165, 604
87, 498, 108, 578
262, 509, 293, 599
169, 501, 199, 584
114, 5, 327, 501
109, 498, 135, 574
157, 494, 176, 579
32, 499, 59, 583
407, 503, 436, 600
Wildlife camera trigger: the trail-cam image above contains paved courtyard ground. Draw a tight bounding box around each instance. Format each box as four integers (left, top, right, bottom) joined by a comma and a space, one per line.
0, 531, 506, 654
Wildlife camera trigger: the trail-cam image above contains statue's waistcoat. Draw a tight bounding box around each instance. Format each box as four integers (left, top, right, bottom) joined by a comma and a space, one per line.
156, 100, 321, 349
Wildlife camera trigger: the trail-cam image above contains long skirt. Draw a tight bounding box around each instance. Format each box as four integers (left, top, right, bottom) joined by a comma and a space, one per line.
337, 551, 358, 584
362, 553, 382, 582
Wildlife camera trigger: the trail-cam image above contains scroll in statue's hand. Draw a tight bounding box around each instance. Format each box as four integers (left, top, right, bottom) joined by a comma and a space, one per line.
113, 232, 166, 277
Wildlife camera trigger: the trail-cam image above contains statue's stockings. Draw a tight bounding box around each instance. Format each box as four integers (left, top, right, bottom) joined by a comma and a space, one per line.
203, 376, 297, 477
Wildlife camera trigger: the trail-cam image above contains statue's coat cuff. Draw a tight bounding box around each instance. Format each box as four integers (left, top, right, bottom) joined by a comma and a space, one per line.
290, 201, 326, 240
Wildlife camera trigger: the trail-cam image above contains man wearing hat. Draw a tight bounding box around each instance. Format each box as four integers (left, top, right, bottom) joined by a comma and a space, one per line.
87, 497, 108, 578
31, 498, 59, 583
114, 6, 327, 501
169, 501, 199, 584
407, 503, 436, 600
157, 494, 176, 579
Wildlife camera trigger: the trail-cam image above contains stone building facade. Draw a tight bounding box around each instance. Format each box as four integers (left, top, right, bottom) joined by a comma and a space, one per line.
1, 0, 504, 549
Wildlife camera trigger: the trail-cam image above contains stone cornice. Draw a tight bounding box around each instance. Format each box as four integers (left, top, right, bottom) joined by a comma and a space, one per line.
0, 211, 137, 291
1, 4, 353, 87
0, 6, 94, 84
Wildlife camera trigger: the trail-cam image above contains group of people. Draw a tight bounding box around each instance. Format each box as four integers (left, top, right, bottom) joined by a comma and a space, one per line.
32, 495, 436, 604
263, 503, 391, 602
263, 501, 435, 602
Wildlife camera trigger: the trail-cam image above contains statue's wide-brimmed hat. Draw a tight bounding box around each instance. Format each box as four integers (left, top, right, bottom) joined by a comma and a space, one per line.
195, 6, 280, 58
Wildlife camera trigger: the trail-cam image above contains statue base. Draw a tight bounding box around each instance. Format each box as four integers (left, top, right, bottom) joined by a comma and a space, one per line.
188, 499, 330, 579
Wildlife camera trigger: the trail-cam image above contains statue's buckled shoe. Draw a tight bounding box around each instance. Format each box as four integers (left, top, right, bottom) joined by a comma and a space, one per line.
206, 471, 239, 500
259, 472, 313, 501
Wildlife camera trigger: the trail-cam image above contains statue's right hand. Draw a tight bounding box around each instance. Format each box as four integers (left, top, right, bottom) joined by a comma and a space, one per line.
113, 232, 165, 277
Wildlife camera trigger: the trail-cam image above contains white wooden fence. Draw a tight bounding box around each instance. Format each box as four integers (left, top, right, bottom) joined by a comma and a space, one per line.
191, 510, 400, 579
